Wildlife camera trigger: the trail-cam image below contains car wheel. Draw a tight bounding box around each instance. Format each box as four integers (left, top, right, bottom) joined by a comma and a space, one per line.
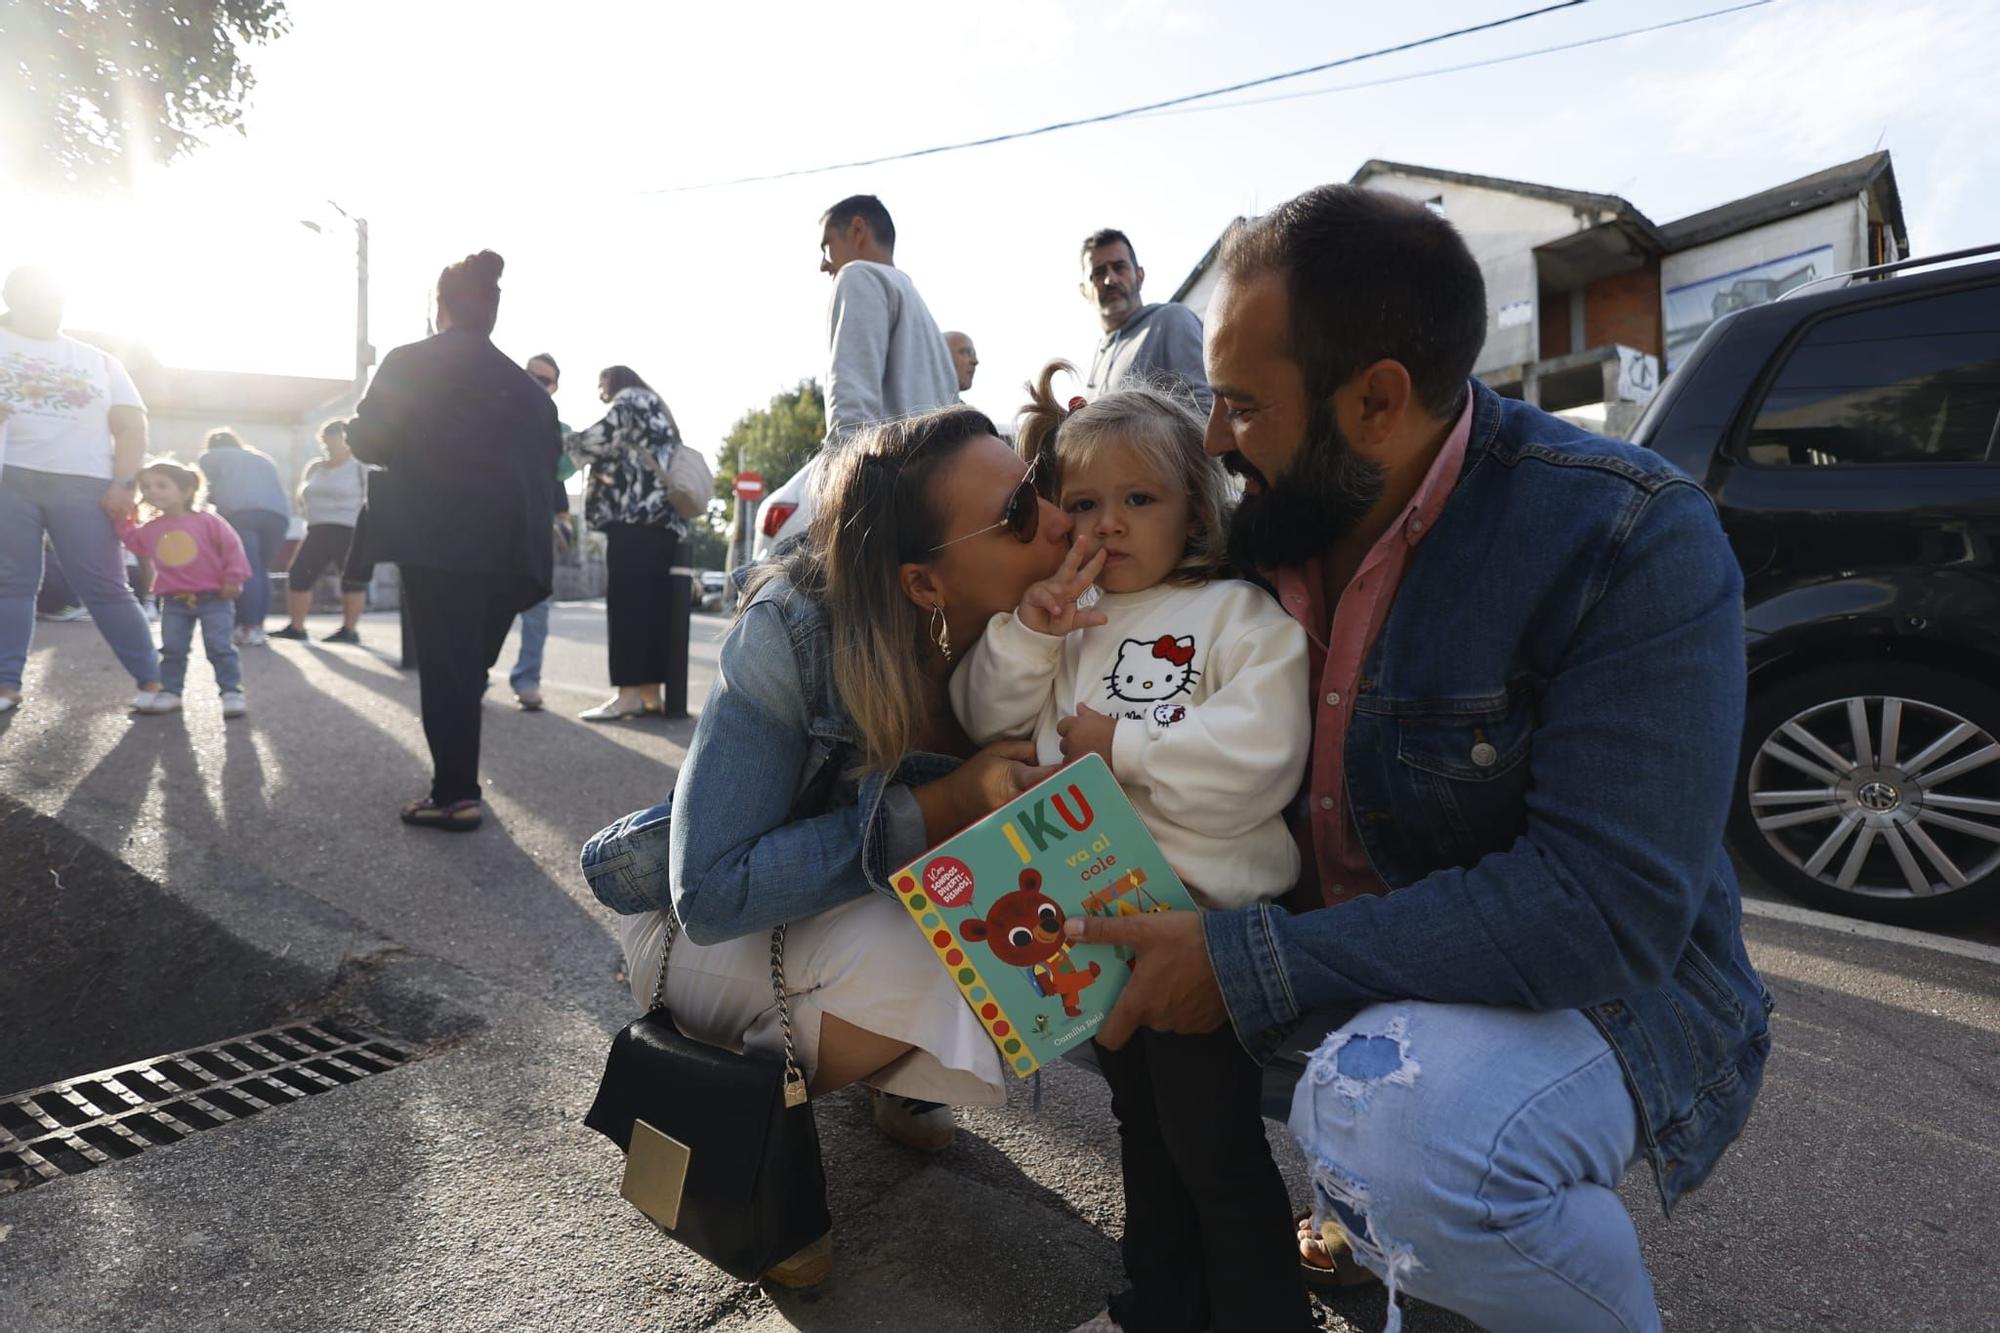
1731, 662, 2000, 922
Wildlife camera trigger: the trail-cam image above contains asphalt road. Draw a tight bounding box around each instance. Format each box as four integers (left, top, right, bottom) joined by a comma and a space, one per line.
1, 607, 1994, 1332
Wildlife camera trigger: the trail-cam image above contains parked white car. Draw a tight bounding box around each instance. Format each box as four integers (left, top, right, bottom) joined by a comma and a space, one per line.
750, 456, 819, 564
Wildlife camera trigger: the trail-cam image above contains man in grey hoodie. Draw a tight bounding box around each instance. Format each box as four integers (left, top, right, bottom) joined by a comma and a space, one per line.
818, 195, 960, 446
1081, 227, 1210, 412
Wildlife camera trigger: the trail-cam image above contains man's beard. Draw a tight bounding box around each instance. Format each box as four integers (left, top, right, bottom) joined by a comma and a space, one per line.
1225, 401, 1386, 571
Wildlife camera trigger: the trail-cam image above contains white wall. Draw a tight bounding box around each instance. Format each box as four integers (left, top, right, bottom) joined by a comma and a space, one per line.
1173, 171, 1610, 378
1362, 173, 1606, 376
147, 413, 324, 518
1659, 198, 1867, 369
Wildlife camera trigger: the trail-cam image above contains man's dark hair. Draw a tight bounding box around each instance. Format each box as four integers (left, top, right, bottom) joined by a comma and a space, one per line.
822, 195, 896, 252
528, 352, 559, 378
1081, 228, 1138, 269
1221, 186, 1485, 418
435, 250, 504, 336
599, 365, 652, 395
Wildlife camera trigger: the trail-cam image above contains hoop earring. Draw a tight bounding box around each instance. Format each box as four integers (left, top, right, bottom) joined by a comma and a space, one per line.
930, 603, 952, 662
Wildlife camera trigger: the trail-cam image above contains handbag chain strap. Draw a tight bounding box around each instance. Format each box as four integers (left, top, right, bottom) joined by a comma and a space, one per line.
651, 907, 809, 1108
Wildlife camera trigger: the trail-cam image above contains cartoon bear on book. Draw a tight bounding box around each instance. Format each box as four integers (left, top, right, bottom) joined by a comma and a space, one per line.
959, 868, 1103, 1018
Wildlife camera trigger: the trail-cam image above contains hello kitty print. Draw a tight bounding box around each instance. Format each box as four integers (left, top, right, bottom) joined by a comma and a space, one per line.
1101, 634, 1200, 724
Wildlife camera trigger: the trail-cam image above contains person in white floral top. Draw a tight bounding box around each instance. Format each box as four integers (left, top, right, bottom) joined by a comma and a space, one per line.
565, 365, 689, 721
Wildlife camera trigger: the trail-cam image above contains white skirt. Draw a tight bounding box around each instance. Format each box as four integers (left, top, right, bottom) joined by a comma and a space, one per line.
618, 891, 1007, 1107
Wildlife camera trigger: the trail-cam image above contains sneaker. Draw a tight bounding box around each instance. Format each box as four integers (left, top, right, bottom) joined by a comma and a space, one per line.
269, 625, 310, 641
514, 687, 544, 711
868, 1090, 955, 1152
36, 604, 88, 622
132, 690, 181, 714
242, 628, 268, 647
220, 691, 247, 718
0, 693, 19, 715
320, 626, 361, 645
231, 625, 248, 646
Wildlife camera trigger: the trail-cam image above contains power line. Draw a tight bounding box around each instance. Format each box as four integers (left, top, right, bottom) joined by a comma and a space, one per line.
638, 1, 1594, 195
1132, 0, 1774, 121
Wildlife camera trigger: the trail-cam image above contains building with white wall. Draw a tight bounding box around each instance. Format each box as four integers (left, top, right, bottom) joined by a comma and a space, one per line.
1173, 152, 1908, 437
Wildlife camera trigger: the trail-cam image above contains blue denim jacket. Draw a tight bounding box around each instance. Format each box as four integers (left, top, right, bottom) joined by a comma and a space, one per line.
1204, 380, 1773, 1215
579, 568, 955, 940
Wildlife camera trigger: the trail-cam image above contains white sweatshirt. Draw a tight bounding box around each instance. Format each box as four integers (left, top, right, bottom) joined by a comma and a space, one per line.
951, 579, 1310, 907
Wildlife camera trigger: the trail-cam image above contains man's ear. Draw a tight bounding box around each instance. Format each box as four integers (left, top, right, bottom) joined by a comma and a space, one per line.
899, 561, 941, 613
1347, 359, 1416, 449
1133, 264, 1145, 290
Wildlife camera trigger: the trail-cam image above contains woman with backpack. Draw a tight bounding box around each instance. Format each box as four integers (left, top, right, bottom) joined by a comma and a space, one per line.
565, 364, 693, 722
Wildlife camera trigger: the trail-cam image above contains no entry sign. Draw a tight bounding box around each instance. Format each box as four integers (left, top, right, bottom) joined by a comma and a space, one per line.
735, 471, 766, 502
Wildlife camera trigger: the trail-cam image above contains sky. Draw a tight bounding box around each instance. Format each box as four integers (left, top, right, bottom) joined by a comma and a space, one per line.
3, 0, 1995, 457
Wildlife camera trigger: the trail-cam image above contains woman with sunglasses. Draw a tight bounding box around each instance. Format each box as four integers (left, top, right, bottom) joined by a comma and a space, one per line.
588, 405, 1074, 1288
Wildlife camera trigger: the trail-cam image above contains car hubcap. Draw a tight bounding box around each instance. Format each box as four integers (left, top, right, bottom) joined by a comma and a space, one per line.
1747, 694, 2000, 900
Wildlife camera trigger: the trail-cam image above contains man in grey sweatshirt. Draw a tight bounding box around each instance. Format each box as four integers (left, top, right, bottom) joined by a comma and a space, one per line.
1081, 228, 1211, 412
818, 195, 960, 447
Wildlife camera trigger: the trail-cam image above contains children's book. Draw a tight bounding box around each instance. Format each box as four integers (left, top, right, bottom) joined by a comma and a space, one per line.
892, 753, 1198, 1077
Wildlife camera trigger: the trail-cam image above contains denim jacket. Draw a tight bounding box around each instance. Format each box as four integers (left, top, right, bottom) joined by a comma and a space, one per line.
579, 567, 955, 940
1204, 380, 1773, 1215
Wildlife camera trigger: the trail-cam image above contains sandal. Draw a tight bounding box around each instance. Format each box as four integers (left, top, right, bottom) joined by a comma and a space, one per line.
579, 697, 651, 722
1298, 1211, 1382, 1293
762, 1232, 832, 1289
400, 797, 483, 832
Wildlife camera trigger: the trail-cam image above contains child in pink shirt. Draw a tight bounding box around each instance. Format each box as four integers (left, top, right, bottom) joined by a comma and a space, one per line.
120, 460, 253, 717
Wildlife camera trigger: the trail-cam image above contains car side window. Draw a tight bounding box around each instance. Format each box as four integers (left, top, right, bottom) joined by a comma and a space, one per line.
1743, 284, 2000, 466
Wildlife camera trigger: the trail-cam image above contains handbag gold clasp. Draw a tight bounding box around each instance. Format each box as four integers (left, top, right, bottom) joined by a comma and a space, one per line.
621, 1119, 691, 1229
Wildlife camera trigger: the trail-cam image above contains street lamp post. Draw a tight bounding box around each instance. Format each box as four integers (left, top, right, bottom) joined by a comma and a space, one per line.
300, 201, 373, 395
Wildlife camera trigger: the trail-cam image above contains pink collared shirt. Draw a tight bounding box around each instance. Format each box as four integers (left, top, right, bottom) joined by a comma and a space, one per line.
1270, 393, 1473, 907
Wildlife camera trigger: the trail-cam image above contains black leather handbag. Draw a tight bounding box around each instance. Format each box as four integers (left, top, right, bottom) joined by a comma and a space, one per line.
583, 911, 829, 1282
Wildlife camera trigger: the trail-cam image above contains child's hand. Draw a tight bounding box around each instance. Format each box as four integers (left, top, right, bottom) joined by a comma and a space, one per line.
1056, 703, 1116, 767
1019, 536, 1109, 637
220, 582, 242, 600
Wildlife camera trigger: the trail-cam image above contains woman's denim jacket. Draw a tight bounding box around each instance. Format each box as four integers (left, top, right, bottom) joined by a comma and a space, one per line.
580, 569, 954, 942
1204, 380, 1774, 1215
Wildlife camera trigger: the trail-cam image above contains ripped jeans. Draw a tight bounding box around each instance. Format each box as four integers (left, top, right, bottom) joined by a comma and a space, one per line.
1289, 1002, 1659, 1333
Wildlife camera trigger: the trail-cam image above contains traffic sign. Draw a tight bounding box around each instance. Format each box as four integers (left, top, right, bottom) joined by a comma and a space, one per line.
735, 471, 766, 502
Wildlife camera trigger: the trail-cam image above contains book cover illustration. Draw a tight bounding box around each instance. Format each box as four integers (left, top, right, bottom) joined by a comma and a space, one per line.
891, 753, 1198, 1077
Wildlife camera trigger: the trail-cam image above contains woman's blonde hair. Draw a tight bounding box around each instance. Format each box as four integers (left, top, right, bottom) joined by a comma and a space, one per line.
136, 458, 205, 514
1016, 360, 1229, 586
744, 404, 1000, 773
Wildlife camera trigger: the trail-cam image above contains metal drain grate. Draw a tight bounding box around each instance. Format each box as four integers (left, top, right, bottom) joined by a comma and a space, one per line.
0, 1019, 413, 1195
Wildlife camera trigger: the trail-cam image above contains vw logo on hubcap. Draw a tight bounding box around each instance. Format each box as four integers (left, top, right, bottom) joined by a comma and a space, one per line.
1856, 780, 1901, 813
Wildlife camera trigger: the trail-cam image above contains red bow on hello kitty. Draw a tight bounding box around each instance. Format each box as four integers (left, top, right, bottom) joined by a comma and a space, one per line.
1151, 635, 1195, 666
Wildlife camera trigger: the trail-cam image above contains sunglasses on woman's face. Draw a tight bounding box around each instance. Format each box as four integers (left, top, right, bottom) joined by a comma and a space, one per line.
529, 372, 556, 388
929, 454, 1042, 552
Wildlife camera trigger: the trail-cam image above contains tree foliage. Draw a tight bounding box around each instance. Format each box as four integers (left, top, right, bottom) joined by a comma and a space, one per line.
713, 379, 825, 500
2, 1, 291, 190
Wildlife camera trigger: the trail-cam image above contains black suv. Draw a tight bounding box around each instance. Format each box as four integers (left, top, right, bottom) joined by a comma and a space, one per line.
1633, 246, 2000, 922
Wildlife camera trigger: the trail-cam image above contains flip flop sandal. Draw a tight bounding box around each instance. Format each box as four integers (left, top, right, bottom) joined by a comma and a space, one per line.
1297, 1211, 1383, 1293
400, 797, 483, 832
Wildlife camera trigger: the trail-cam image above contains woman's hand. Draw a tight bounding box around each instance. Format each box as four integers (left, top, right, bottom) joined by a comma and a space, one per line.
915, 740, 1059, 843
219, 582, 243, 600
1017, 536, 1108, 637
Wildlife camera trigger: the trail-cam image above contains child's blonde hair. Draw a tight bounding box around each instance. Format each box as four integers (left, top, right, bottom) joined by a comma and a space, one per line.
1016, 360, 1230, 586
136, 458, 205, 515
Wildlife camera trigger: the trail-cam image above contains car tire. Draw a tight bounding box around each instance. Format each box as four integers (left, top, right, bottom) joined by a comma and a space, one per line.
1731, 661, 2000, 922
